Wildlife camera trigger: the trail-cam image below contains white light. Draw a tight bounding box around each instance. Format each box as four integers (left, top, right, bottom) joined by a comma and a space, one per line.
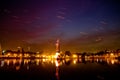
1, 61, 4, 67
55, 52, 60, 59
55, 60, 59, 67
73, 60, 76, 64
2, 50, 5, 53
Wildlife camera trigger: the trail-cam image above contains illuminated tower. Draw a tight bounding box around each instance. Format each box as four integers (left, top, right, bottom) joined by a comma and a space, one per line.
56, 39, 60, 53
55, 39, 60, 58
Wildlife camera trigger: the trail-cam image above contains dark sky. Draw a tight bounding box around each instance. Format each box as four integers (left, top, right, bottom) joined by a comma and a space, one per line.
0, 0, 120, 53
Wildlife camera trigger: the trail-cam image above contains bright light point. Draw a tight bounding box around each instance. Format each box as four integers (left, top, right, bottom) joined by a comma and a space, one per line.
43, 59, 46, 62
55, 52, 60, 59
73, 60, 77, 64
110, 53, 114, 56
55, 60, 59, 67
111, 60, 114, 64
2, 50, 5, 53
73, 54, 77, 58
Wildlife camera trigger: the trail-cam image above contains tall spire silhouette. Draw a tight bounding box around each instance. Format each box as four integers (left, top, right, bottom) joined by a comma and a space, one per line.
55, 39, 60, 59
56, 39, 60, 53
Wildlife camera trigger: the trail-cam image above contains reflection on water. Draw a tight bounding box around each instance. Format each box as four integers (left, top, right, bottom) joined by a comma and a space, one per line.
55, 60, 60, 80
0, 58, 120, 80
0, 58, 120, 70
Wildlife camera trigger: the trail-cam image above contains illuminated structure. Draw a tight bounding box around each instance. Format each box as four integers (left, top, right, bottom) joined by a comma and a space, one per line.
55, 39, 60, 59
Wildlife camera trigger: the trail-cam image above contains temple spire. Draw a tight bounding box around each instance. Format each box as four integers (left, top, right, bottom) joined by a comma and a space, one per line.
55, 39, 60, 59
56, 39, 60, 53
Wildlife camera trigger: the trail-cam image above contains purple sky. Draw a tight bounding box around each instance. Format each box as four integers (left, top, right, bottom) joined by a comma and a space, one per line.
0, 0, 120, 53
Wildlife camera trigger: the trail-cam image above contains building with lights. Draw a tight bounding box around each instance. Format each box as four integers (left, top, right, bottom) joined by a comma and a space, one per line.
1, 49, 37, 59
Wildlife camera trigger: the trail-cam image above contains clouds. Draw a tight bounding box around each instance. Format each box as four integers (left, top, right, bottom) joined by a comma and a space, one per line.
64, 27, 120, 52
56, 8, 66, 20
80, 32, 88, 35
0, 0, 120, 52
56, 7, 73, 23
57, 15, 65, 19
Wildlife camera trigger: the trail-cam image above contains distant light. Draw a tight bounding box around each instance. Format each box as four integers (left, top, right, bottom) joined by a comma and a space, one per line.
7, 53, 10, 56
73, 60, 77, 64
2, 50, 5, 53
111, 60, 115, 64
73, 54, 77, 58
110, 53, 114, 56
36, 52, 39, 54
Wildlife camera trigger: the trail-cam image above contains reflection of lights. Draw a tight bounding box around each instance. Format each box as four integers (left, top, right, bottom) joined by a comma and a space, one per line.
56, 61, 59, 67
24, 59, 29, 64
27, 66, 29, 70
43, 59, 46, 62
55, 60, 60, 67
16, 66, 20, 70
107, 59, 110, 64
96, 59, 99, 62
114, 59, 118, 63
36, 59, 40, 65
100, 59, 102, 62
2, 58, 120, 69
7, 60, 10, 65
73, 59, 77, 64
111, 60, 115, 64
73, 60, 77, 64
110, 53, 114, 56
1, 61, 4, 67
51, 60, 54, 64
106, 59, 117, 64
13, 59, 16, 65
62, 60, 65, 63
78, 58, 82, 62
19, 59, 22, 64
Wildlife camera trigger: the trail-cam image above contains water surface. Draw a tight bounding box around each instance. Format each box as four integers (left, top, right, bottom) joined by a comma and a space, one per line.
0, 59, 120, 80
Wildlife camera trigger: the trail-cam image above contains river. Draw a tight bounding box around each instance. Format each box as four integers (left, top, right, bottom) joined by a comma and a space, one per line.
0, 58, 120, 80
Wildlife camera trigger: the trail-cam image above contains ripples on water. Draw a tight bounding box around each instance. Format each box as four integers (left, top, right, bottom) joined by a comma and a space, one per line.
0, 58, 120, 80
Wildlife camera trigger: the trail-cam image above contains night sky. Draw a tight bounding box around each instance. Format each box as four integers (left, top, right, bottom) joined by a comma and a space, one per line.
0, 0, 120, 53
